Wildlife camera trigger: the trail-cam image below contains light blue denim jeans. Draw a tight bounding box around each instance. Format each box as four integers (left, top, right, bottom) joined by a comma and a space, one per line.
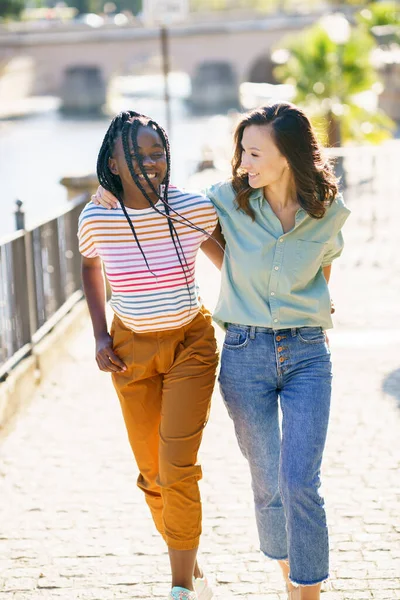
219, 324, 332, 586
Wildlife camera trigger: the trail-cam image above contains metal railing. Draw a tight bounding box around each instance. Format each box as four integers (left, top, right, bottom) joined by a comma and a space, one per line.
0, 193, 88, 381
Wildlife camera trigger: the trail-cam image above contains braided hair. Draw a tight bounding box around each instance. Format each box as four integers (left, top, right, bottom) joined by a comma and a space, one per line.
96, 110, 215, 306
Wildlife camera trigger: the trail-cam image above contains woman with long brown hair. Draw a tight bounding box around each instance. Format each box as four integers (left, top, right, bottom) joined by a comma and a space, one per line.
208, 103, 350, 600
93, 102, 350, 599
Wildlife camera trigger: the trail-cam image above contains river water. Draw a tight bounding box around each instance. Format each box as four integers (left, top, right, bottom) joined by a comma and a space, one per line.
0, 74, 235, 240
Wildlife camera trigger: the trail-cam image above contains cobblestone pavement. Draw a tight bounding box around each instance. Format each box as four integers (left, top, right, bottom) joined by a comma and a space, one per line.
0, 183, 399, 600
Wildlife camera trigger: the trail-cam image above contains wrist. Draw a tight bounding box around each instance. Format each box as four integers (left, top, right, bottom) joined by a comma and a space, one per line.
94, 330, 110, 342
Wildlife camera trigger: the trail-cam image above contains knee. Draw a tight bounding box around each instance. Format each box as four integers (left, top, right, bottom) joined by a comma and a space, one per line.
158, 462, 202, 489
280, 469, 321, 505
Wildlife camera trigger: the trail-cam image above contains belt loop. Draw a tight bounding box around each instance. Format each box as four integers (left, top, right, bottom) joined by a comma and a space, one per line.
291, 327, 297, 337
249, 326, 256, 340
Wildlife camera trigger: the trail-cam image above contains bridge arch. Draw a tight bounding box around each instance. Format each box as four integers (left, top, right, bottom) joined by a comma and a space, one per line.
247, 53, 277, 84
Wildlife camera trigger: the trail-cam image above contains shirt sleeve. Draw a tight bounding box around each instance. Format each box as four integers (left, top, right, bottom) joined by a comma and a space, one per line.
321, 206, 350, 267
77, 207, 99, 258
204, 181, 232, 215
321, 231, 345, 267
204, 204, 218, 235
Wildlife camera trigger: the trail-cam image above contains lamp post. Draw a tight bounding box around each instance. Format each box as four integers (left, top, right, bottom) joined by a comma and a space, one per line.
142, 0, 188, 136
160, 24, 172, 134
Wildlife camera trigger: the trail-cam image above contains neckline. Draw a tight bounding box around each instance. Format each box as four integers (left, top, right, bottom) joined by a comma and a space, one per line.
123, 199, 164, 213
250, 188, 305, 216
250, 188, 306, 235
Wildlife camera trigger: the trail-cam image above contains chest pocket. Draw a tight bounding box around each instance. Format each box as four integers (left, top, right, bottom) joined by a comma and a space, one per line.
294, 240, 327, 282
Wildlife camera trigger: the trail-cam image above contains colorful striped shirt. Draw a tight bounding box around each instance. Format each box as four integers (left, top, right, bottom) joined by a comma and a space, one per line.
78, 186, 218, 333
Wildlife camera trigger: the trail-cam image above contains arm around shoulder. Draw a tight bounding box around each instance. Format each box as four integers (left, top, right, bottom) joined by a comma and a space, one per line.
200, 221, 226, 270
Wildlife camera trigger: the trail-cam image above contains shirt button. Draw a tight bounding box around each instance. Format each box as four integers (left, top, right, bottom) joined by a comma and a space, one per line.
274, 319, 278, 323
277, 346, 283, 352
270, 292, 275, 296
274, 266, 279, 271
279, 357, 285, 363
279, 238, 284, 242
276, 335, 281, 341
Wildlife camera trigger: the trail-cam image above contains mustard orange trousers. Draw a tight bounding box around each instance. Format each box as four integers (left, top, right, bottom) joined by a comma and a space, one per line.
110, 307, 218, 550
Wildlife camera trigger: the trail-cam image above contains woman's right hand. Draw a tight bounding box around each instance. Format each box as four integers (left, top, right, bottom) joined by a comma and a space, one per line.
91, 185, 118, 209
95, 333, 127, 372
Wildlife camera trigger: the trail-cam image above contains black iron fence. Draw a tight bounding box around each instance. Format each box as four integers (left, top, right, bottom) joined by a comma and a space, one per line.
0, 194, 88, 381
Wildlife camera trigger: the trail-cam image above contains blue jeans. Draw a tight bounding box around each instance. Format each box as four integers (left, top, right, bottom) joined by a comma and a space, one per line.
219, 324, 332, 586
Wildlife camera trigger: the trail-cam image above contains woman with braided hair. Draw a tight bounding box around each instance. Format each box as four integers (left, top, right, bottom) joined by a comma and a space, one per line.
78, 110, 224, 600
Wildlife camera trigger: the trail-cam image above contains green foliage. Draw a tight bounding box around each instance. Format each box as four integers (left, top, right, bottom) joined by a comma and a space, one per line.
0, 0, 24, 19
68, 0, 141, 14
357, 1, 400, 28
118, 0, 141, 13
274, 22, 394, 144
340, 102, 395, 144
275, 24, 376, 104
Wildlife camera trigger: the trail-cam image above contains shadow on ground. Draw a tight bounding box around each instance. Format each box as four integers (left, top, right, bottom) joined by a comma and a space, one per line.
382, 368, 400, 405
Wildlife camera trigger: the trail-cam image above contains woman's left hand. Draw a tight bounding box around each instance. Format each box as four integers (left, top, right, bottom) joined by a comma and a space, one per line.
91, 185, 118, 209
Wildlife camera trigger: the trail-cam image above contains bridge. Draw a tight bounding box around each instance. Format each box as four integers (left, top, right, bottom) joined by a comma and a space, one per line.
0, 15, 318, 103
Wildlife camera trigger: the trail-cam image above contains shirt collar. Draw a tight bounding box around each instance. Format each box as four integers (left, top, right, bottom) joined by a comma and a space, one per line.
249, 188, 265, 211
249, 188, 264, 204
250, 188, 307, 228
250, 188, 306, 214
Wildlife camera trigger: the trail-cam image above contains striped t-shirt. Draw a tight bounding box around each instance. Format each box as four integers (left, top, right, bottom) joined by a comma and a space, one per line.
78, 186, 218, 333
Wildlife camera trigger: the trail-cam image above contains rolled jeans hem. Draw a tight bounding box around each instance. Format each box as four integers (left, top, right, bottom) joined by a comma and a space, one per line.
166, 536, 200, 551
289, 574, 329, 587
261, 549, 289, 561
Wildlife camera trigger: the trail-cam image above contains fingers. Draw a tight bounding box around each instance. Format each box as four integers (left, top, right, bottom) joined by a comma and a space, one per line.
91, 185, 102, 205
90, 193, 117, 209
91, 185, 117, 209
96, 348, 127, 373
108, 350, 127, 371
104, 189, 118, 208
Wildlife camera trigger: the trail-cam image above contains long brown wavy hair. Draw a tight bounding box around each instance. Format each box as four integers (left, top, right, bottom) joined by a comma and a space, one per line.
231, 103, 338, 220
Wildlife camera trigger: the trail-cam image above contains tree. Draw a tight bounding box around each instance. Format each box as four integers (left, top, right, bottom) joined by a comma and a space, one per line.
357, 1, 400, 28
273, 20, 394, 145
0, 0, 24, 19
68, 0, 141, 14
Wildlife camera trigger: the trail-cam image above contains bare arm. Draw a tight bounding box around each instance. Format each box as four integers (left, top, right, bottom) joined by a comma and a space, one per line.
81, 256, 126, 372
323, 265, 335, 314
200, 222, 226, 270
323, 265, 331, 284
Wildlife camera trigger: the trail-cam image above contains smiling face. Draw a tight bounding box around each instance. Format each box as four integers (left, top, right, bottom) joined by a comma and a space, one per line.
240, 124, 289, 189
108, 124, 167, 199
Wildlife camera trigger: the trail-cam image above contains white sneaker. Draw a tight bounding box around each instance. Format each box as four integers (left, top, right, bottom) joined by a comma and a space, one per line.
168, 587, 197, 600
194, 574, 213, 600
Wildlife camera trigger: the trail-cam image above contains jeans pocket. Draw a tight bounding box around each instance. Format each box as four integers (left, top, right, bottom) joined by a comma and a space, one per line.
223, 327, 250, 350
297, 326, 325, 344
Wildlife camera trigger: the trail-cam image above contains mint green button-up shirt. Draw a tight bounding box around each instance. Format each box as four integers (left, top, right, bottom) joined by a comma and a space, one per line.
206, 181, 351, 330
